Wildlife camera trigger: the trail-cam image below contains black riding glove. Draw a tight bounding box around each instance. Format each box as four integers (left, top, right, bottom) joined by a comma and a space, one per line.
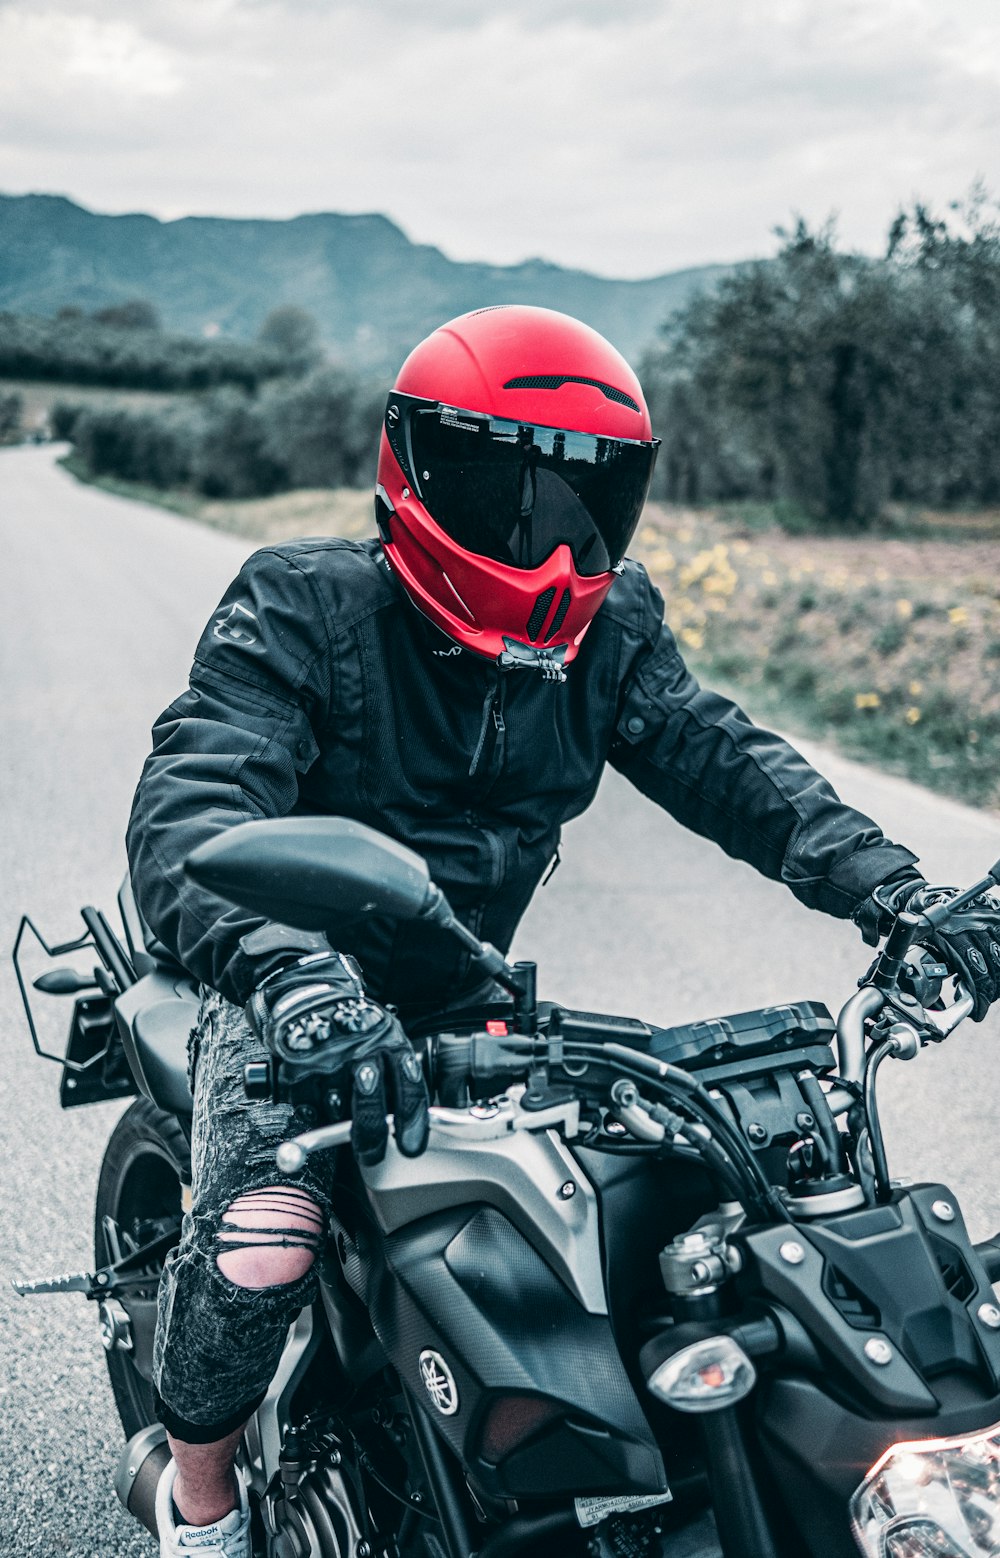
246, 952, 430, 1164
853, 871, 1000, 1021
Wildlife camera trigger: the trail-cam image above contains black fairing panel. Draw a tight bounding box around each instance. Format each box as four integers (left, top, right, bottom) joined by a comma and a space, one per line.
574, 1145, 716, 1338
365, 1204, 666, 1500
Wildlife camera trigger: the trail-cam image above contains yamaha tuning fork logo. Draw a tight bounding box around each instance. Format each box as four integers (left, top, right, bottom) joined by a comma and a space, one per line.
418, 1349, 459, 1415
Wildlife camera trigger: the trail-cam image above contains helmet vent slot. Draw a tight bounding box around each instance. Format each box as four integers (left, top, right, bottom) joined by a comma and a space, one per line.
527, 587, 557, 641
503, 375, 640, 412
543, 589, 572, 642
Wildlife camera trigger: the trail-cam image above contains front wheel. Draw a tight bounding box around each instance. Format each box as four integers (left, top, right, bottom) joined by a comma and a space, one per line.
94, 1097, 189, 1438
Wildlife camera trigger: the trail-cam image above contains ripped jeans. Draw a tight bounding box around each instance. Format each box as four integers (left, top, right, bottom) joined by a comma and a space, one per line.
153, 988, 335, 1442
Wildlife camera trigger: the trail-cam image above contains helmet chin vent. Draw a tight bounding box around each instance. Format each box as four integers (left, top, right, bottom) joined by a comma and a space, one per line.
543, 588, 572, 642
526, 587, 557, 641
503, 375, 641, 412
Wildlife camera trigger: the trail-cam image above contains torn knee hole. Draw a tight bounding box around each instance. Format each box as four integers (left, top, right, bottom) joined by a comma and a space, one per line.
215, 1185, 324, 1289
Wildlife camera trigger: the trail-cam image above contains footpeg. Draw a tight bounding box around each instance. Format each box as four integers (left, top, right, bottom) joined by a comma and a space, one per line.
11, 1268, 107, 1297
11, 1224, 179, 1300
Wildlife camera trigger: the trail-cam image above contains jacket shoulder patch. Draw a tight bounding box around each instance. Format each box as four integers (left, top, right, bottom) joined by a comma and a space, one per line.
213, 601, 261, 649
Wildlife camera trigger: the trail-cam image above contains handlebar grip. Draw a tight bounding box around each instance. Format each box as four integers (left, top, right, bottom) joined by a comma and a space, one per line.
432, 1031, 534, 1105
434, 1034, 473, 1106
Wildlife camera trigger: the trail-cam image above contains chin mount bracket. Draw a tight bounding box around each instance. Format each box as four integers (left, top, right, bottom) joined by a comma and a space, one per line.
498, 638, 568, 682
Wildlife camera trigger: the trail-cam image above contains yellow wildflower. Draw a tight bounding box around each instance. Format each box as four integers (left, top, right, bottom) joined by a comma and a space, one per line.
761, 570, 778, 586
905, 707, 921, 725
909, 680, 923, 696
646, 549, 676, 573
678, 557, 706, 589
680, 627, 704, 651
896, 599, 913, 620
855, 692, 881, 711
949, 606, 969, 625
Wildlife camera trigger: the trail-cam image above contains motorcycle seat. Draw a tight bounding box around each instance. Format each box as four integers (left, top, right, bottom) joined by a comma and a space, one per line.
114, 970, 198, 1118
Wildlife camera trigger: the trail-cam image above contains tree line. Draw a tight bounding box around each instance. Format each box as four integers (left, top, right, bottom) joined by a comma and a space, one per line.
641, 190, 1000, 525
56, 366, 384, 498
21, 192, 1000, 520
0, 302, 319, 392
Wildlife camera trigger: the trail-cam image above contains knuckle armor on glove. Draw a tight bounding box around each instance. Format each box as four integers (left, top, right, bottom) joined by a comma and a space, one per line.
246, 953, 430, 1162
854, 874, 1000, 1022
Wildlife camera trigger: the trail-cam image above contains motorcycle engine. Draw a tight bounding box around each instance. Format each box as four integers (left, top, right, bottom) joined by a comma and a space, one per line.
264, 1440, 369, 1558
587, 1509, 671, 1558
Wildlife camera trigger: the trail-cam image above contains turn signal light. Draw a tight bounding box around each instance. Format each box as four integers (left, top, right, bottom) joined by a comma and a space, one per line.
646, 1337, 756, 1414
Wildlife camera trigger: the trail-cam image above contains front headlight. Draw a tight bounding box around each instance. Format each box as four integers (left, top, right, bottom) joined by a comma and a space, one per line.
851, 1422, 1000, 1556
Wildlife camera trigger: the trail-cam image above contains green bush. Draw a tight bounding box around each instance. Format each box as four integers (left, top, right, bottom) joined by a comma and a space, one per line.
49, 401, 82, 440
642, 190, 1000, 526
66, 364, 385, 498
0, 389, 22, 441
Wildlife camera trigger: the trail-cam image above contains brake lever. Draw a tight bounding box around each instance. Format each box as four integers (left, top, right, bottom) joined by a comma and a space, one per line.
918, 983, 975, 1039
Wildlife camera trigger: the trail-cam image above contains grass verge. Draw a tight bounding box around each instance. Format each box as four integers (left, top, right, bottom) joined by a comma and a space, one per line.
635, 504, 1000, 812
57, 454, 373, 541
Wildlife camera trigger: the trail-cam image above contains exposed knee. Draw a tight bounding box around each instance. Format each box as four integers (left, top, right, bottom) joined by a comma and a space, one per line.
215, 1185, 324, 1290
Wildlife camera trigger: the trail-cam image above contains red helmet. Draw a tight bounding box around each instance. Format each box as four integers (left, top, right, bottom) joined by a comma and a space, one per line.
375, 305, 659, 675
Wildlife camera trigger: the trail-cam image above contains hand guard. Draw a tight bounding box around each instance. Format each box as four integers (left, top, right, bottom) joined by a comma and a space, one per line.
854, 874, 1000, 1022
246, 953, 430, 1163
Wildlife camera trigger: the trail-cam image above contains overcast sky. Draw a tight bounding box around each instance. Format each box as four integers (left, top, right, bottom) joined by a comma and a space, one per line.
1, 0, 997, 279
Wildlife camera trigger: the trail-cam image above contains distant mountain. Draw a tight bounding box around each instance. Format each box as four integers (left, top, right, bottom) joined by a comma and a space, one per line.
0, 193, 733, 373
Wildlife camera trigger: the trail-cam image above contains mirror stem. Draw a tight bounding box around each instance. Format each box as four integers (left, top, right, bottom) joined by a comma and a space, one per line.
420, 884, 538, 1031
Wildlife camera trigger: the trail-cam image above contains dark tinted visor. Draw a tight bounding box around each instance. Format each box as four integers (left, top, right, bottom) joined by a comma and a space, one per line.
385, 393, 659, 576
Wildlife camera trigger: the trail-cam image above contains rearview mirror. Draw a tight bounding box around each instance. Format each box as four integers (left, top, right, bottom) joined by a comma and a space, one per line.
185, 818, 434, 931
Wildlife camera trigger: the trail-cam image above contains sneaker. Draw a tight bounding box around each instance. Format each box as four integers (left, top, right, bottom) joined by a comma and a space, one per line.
155, 1457, 252, 1558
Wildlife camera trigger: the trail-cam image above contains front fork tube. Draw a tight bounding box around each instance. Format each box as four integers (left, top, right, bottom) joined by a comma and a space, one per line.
700, 1406, 782, 1558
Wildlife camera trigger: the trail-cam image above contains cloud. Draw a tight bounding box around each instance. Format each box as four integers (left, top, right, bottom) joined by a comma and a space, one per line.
0, 9, 182, 100
0, 0, 997, 276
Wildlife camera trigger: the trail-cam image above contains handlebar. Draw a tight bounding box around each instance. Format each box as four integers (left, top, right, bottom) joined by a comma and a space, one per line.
269, 916, 984, 1218
274, 1092, 583, 1173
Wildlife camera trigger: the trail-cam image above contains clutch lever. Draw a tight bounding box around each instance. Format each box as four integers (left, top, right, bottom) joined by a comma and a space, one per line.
275, 1086, 585, 1173
274, 1104, 508, 1172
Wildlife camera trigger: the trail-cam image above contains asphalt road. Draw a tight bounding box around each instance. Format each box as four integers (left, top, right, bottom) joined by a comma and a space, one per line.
2, 445, 1000, 1557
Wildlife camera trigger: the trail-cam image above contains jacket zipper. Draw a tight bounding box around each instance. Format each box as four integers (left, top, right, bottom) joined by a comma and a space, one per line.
467, 675, 507, 895
468, 676, 506, 781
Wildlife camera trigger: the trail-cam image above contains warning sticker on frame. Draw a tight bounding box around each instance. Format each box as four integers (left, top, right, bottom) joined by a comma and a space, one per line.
574, 1491, 673, 1528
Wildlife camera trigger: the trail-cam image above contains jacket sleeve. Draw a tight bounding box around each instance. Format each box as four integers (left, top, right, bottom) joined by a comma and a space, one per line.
608, 576, 919, 919
126, 547, 335, 1004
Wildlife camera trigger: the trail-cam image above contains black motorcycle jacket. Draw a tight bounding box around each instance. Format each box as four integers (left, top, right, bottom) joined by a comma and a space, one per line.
126, 537, 918, 1011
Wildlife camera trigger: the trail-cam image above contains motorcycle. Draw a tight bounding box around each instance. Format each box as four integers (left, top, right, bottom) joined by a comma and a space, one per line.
12, 815, 1000, 1558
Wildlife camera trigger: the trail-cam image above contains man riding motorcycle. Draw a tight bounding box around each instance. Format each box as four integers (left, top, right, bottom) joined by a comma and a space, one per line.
125, 304, 1000, 1557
